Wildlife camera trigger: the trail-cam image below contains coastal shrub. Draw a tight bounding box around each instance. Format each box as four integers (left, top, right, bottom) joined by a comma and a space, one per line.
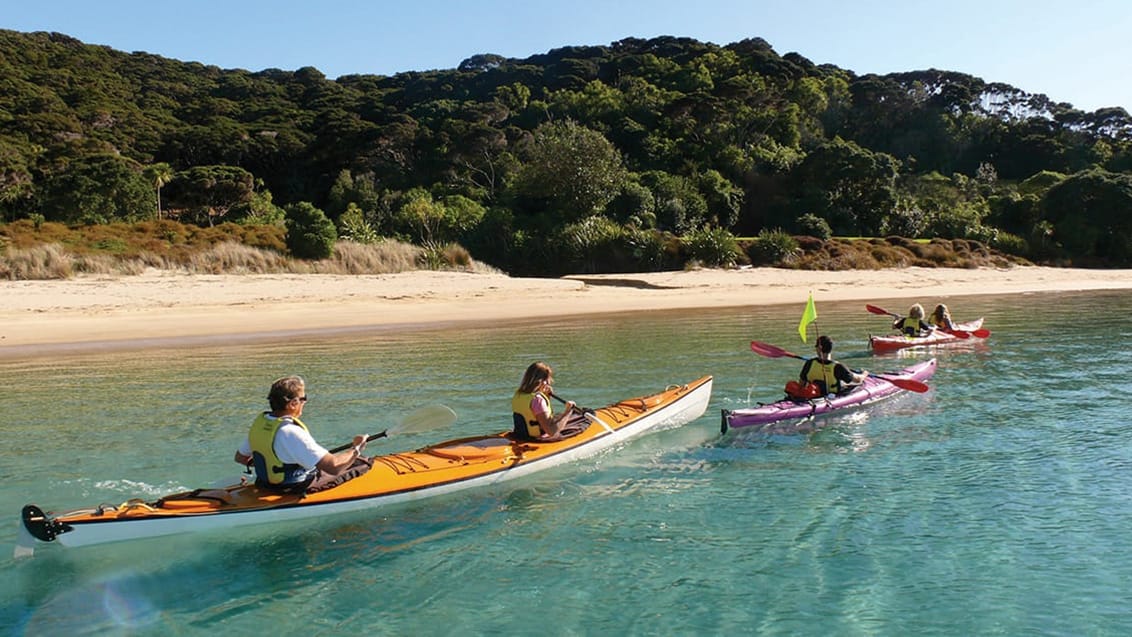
884, 236, 918, 249
869, 244, 912, 268
92, 238, 130, 254
411, 241, 480, 271
418, 240, 447, 270
886, 204, 929, 238
794, 235, 825, 252
991, 231, 1029, 257
234, 224, 287, 253
794, 213, 832, 240
441, 243, 474, 268
682, 226, 741, 268
607, 181, 656, 227
908, 241, 952, 263
337, 203, 382, 245
559, 215, 624, 273
620, 227, 668, 271
746, 228, 800, 266
285, 202, 337, 259
0, 216, 1032, 278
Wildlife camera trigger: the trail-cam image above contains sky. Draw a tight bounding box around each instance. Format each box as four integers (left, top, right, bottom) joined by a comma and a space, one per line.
5, 0, 1131, 113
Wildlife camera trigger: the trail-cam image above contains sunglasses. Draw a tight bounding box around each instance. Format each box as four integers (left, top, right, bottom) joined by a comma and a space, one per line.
293, 396, 308, 403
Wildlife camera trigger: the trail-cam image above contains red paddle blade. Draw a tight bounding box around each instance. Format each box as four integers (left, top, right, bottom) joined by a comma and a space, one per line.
876, 375, 929, 393
750, 340, 787, 357
750, 341, 803, 360
971, 328, 991, 338
943, 328, 971, 339
866, 304, 898, 317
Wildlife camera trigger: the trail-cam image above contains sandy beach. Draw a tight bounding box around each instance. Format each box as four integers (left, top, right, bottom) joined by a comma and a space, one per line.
2, 265, 1130, 355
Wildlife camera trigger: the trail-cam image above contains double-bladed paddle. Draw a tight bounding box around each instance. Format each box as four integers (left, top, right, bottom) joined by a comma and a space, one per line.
865, 304, 991, 338
327, 403, 459, 453
749, 340, 930, 393
549, 391, 595, 415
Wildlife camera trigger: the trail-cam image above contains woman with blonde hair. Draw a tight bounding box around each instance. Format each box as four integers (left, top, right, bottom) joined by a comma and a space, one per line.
929, 303, 957, 331
893, 303, 933, 337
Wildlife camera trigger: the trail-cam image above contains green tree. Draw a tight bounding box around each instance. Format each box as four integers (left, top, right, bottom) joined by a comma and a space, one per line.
696, 169, 743, 228
143, 162, 173, 219
606, 179, 657, 228
1042, 169, 1132, 263
0, 139, 35, 220
164, 165, 256, 226
640, 170, 708, 233
898, 172, 990, 239
790, 137, 899, 236
394, 189, 486, 244
40, 154, 155, 224
494, 82, 531, 113
285, 201, 336, 259
233, 186, 286, 225
326, 169, 380, 220
510, 120, 628, 222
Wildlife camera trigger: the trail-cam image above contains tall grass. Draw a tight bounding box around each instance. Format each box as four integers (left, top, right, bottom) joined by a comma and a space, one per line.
0, 239, 497, 280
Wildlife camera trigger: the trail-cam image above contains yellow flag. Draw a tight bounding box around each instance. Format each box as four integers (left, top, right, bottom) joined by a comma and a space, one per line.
798, 293, 817, 342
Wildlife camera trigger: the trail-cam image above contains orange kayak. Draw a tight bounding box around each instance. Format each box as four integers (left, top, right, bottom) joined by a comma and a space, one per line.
19, 376, 712, 555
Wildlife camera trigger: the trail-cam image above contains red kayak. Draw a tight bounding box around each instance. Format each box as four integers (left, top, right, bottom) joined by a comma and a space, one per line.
869, 319, 987, 352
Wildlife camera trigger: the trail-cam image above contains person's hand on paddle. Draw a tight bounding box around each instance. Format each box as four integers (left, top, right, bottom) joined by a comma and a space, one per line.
350, 434, 368, 458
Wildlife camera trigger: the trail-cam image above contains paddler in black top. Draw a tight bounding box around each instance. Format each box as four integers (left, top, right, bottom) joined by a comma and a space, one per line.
893, 303, 933, 336
799, 335, 868, 395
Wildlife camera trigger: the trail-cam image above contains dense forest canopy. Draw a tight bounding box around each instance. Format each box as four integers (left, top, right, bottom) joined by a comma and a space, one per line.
1, 29, 1131, 273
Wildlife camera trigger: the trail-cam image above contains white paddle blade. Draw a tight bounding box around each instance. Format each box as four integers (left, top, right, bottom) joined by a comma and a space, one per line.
393, 404, 457, 435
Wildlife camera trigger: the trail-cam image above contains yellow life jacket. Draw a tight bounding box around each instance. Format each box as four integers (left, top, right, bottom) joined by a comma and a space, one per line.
802, 359, 839, 395
899, 317, 926, 336
512, 390, 552, 439
248, 413, 315, 487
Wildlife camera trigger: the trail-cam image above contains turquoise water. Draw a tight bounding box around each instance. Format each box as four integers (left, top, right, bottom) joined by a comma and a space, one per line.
3, 290, 1131, 635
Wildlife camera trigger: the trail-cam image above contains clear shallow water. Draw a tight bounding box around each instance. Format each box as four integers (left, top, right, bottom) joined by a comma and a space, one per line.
3, 290, 1131, 635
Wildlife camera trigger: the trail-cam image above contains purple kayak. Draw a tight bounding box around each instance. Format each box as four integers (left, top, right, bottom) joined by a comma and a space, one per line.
721, 358, 937, 433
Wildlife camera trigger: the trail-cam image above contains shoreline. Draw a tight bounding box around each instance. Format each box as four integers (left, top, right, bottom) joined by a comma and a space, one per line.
3, 265, 1131, 356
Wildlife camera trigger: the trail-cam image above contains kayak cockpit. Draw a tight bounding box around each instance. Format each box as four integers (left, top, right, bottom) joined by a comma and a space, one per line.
421, 435, 523, 462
